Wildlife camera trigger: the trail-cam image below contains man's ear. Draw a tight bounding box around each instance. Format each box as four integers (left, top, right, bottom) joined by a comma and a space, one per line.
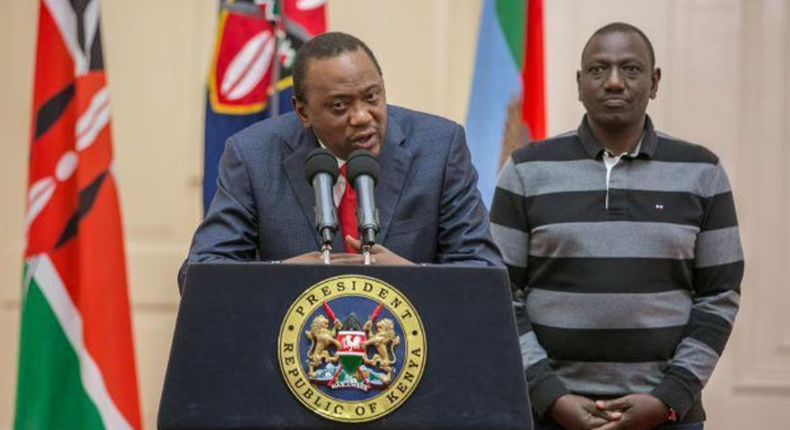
650, 67, 662, 99
292, 96, 311, 129
576, 70, 582, 101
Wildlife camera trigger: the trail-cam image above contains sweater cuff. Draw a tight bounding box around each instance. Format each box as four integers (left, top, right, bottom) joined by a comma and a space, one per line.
650, 375, 697, 420
528, 371, 569, 417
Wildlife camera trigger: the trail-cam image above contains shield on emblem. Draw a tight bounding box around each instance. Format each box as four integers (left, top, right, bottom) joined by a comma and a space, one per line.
337, 330, 366, 375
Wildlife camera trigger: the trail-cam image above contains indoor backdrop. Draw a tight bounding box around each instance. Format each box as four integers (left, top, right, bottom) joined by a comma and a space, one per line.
1, 0, 789, 429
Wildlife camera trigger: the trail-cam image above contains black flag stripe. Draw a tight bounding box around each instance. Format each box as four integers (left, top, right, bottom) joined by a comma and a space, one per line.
54, 171, 107, 249
35, 83, 75, 140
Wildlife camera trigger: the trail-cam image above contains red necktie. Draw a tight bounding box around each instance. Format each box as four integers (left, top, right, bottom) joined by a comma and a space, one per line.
339, 165, 359, 252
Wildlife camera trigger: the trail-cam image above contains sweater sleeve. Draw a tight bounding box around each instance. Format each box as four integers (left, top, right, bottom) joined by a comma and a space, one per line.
489, 158, 569, 416
651, 162, 744, 418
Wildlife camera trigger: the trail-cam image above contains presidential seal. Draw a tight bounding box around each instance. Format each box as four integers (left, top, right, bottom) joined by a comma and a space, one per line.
278, 275, 427, 423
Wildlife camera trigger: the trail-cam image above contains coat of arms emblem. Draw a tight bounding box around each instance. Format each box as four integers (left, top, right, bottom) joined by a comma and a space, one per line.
278, 275, 426, 423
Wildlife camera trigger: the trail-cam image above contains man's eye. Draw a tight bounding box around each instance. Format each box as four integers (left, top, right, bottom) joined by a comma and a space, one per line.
589, 66, 605, 75
366, 92, 379, 102
330, 101, 347, 111
624, 66, 641, 74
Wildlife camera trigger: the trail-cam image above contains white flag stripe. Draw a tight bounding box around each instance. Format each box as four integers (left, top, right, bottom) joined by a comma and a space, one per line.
32, 254, 134, 430
25, 177, 57, 231
43, 0, 88, 75
76, 105, 110, 151
76, 88, 111, 152
297, 0, 327, 10
77, 87, 109, 136
222, 31, 273, 100
228, 36, 274, 100
83, 0, 99, 59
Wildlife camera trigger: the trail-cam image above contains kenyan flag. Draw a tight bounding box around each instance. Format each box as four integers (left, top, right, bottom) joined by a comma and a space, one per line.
14, 1, 142, 429
466, 0, 545, 206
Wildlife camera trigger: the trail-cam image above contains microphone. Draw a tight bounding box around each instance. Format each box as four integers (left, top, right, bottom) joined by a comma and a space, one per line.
304, 148, 339, 259
346, 149, 380, 251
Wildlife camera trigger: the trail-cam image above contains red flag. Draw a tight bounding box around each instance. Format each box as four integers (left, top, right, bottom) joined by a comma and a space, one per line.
15, 1, 142, 429
521, 0, 546, 141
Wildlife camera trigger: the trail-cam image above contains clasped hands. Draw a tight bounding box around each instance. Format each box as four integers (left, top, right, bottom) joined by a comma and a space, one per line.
282, 236, 413, 265
549, 393, 670, 430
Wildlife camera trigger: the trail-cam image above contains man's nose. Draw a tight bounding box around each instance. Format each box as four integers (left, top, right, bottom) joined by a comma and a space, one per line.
349, 104, 372, 126
604, 68, 625, 90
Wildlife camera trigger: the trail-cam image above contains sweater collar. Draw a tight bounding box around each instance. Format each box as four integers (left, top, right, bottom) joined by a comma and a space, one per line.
577, 114, 658, 159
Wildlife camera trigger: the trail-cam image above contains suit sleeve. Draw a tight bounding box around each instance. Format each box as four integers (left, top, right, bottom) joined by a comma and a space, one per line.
177, 137, 259, 292
489, 157, 569, 416
435, 124, 503, 267
651, 163, 743, 418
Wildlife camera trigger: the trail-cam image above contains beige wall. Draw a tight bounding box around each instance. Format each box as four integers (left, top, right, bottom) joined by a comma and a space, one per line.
1, 0, 788, 429
0, 0, 35, 427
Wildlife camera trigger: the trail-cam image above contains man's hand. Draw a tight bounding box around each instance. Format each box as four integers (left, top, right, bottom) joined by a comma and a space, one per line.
281, 236, 414, 265
282, 251, 365, 265
593, 394, 669, 430
344, 236, 414, 265
548, 394, 621, 430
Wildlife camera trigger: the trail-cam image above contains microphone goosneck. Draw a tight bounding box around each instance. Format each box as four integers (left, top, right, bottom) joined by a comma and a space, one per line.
304, 148, 340, 262
346, 149, 380, 255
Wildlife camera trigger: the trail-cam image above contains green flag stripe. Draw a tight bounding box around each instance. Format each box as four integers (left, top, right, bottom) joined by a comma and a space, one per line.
18, 255, 134, 430
495, 0, 525, 68
15, 279, 107, 430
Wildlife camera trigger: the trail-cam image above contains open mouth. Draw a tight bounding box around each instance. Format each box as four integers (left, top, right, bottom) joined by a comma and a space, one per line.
351, 132, 377, 149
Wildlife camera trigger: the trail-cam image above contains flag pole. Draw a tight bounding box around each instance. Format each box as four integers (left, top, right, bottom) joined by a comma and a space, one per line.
270, 0, 284, 117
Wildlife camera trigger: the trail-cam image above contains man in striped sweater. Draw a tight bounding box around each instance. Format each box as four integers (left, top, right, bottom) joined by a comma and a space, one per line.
490, 23, 743, 430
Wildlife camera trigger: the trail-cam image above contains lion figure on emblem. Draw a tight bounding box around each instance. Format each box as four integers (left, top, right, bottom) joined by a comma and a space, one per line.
305, 314, 341, 377
363, 318, 401, 383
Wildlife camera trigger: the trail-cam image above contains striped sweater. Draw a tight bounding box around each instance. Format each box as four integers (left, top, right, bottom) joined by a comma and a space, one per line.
489, 116, 743, 424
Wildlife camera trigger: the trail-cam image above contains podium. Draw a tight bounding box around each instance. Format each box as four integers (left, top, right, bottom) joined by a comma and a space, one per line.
158, 263, 532, 430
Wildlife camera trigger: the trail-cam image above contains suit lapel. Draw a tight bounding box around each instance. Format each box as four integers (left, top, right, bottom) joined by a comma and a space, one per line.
376, 113, 412, 242
284, 110, 412, 250
283, 127, 323, 248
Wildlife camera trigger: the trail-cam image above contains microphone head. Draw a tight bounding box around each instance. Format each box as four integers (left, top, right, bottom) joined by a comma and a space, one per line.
346, 149, 379, 184
304, 148, 339, 183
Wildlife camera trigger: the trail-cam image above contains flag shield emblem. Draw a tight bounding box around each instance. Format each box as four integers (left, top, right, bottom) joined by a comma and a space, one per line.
209, 8, 276, 114
202, 0, 327, 214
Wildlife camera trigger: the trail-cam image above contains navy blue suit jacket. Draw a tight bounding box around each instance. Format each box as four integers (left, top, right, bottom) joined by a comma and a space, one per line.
179, 105, 502, 290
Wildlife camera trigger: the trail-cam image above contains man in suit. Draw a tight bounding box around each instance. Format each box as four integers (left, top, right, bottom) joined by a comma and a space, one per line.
179, 32, 501, 290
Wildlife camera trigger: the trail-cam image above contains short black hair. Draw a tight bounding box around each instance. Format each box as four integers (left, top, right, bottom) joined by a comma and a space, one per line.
582, 22, 656, 69
292, 32, 383, 102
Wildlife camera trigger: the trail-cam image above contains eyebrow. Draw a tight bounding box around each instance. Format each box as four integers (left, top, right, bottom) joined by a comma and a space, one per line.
324, 83, 382, 98
583, 55, 647, 66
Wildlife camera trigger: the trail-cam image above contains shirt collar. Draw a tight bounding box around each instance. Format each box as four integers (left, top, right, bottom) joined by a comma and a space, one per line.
577, 114, 658, 160
318, 138, 346, 169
